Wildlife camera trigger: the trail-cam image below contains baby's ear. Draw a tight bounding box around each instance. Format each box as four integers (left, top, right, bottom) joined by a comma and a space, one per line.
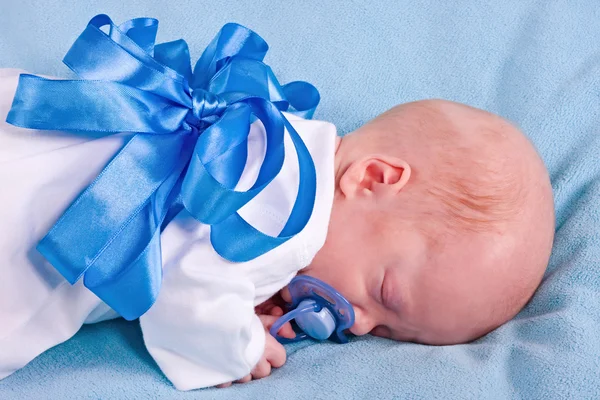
340, 155, 411, 199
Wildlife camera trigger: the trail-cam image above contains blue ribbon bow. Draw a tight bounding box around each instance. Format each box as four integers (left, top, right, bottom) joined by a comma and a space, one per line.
6, 15, 320, 320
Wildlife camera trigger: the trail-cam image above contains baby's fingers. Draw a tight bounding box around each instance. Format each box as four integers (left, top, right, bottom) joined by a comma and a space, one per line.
217, 373, 252, 388
268, 305, 284, 316
250, 358, 272, 380
264, 335, 287, 368
235, 374, 252, 384
255, 303, 283, 316
258, 314, 295, 339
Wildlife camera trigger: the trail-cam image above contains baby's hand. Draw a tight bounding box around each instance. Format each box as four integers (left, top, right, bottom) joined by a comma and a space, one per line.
216, 315, 295, 388
254, 291, 287, 317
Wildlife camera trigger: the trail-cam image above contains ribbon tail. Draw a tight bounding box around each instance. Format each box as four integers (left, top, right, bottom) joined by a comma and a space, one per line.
86, 210, 164, 320
83, 150, 188, 320
37, 132, 191, 284
6, 74, 188, 133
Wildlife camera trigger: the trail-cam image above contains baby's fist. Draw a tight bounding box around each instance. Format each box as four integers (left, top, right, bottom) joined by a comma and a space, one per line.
251, 314, 295, 379
216, 315, 294, 388
249, 328, 287, 380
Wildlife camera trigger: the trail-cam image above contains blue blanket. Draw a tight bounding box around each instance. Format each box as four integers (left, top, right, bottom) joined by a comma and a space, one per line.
2, 1, 600, 399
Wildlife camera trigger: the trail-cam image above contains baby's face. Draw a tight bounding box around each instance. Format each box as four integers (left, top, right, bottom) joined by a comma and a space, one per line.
284, 100, 553, 345
293, 198, 495, 345
283, 133, 483, 345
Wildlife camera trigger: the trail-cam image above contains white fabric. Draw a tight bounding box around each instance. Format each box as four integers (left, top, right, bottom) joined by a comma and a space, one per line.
0, 69, 337, 390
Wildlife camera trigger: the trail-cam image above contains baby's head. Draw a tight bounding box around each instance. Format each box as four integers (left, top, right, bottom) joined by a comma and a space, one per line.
291, 100, 554, 345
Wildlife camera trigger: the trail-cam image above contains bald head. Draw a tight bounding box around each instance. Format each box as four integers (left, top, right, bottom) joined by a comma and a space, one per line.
334, 99, 555, 343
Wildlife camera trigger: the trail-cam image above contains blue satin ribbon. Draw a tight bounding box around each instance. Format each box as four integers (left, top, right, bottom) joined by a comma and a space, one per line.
6, 14, 321, 320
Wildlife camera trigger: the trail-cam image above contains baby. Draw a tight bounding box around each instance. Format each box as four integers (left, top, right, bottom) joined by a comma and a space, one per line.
248, 99, 555, 386
0, 67, 554, 390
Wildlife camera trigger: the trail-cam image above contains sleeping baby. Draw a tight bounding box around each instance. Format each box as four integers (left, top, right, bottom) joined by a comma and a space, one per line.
245, 97, 556, 387
0, 67, 554, 390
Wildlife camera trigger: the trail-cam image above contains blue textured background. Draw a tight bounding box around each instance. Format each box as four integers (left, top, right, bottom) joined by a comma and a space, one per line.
2, 1, 600, 399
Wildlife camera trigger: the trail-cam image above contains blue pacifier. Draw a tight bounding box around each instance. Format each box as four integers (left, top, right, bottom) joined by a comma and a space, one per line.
269, 275, 355, 344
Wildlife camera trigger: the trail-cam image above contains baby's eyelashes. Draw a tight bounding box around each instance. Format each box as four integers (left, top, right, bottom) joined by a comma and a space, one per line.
379, 268, 404, 313
379, 278, 386, 306
378, 270, 393, 309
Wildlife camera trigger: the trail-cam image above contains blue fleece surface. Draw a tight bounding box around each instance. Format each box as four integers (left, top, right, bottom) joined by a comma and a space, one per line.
1, 1, 600, 399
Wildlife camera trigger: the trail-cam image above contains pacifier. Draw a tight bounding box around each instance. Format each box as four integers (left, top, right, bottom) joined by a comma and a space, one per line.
269, 275, 355, 344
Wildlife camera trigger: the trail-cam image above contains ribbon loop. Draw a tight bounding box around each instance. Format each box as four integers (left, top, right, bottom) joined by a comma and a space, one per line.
6, 15, 321, 320
191, 23, 268, 90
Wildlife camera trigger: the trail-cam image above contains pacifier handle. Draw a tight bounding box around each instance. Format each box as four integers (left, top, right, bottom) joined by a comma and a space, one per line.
269, 301, 320, 344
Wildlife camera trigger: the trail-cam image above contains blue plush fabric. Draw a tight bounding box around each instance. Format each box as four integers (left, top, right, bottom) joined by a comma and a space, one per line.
1, 1, 600, 399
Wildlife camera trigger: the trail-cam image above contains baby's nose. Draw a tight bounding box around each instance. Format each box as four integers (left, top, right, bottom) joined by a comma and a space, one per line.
349, 309, 375, 336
